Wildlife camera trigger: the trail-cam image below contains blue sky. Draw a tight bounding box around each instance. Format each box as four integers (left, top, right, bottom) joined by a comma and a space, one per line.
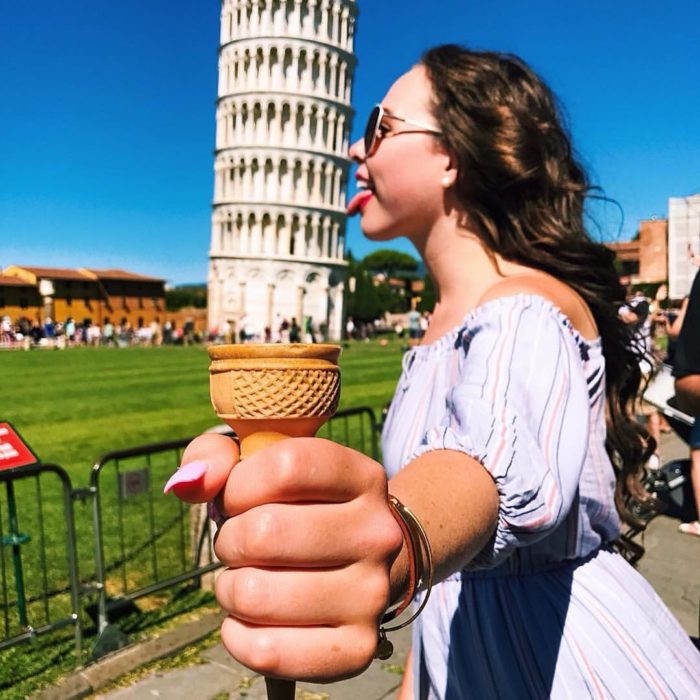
1, 1, 698, 285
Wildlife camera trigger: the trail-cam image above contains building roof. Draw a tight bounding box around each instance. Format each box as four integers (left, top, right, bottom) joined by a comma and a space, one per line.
81, 268, 165, 283
0, 274, 35, 287
2, 266, 165, 285
3, 266, 93, 282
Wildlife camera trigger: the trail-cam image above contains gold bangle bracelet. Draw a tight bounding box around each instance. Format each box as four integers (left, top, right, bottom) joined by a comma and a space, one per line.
376, 495, 434, 660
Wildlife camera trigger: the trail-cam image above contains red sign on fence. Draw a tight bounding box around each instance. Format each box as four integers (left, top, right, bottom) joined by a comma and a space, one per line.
0, 422, 39, 471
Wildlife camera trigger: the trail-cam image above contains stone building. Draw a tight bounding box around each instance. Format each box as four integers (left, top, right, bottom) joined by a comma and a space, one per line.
606, 219, 668, 285
207, 0, 358, 340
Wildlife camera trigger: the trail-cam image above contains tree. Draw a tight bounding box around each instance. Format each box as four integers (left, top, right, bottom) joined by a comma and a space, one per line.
347, 268, 381, 323
165, 285, 207, 311
362, 249, 419, 277
417, 274, 436, 313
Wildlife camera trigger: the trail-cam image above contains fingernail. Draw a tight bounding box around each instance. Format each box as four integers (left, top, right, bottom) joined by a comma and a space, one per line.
207, 501, 228, 528
163, 460, 208, 494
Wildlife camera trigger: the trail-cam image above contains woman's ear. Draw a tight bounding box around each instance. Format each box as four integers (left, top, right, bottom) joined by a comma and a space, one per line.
441, 156, 458, 189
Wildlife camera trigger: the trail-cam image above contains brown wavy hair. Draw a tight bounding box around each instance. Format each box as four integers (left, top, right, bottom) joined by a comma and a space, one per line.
421, 45, 656, 542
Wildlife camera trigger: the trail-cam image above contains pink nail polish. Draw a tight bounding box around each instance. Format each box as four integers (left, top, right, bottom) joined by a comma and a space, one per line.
163, 460, 208, 493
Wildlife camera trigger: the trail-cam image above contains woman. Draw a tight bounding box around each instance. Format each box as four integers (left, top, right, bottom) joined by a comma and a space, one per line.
167, 45, 699, 697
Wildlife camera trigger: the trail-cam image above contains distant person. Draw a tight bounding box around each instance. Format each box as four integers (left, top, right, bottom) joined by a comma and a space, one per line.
88, 323, 101, 347
30, 320, 43, 345
221, 319, 232, 344
238, 314, 248, 344
674, 269, 700, 537
419, 311, 430, 336
183, 320, 195, 346
0, 316, 14, 344
279, 318, 290, 343
150, 320, 162, 346
304, 315, 316, 343
407, 307, 421, 345
103, 318, 115, 346
289, 317, 301, 343
43, 317, 55, 341
620, 289, 661, 468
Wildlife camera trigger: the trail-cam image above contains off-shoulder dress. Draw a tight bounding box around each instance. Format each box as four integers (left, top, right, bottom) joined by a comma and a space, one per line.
382, 294, 699, 699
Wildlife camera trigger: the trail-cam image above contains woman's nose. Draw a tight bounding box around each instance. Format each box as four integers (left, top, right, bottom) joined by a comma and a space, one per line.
348, 137, 365, 163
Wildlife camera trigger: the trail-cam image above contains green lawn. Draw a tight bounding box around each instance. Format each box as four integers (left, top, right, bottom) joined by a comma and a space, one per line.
0, 340, 405, 698
2, 341, 403, 476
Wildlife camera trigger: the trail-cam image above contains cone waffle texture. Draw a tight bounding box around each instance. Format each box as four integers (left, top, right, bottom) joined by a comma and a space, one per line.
217, 367, 339, 419
208, 343, 341, 420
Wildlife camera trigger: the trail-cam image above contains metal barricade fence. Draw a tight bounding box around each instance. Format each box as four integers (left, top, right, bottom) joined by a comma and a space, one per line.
0, 463, 81, 655
89, 434, 220, 638
89, 406, 380, 639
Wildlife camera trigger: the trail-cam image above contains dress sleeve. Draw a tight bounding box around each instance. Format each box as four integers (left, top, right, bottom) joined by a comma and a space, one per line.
409, 297, 591, 568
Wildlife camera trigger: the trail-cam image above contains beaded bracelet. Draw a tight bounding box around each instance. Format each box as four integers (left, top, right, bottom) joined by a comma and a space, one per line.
375, 494, 434, 660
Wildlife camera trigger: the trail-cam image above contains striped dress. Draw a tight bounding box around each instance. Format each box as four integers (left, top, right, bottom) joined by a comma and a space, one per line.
382, 295, 699, 699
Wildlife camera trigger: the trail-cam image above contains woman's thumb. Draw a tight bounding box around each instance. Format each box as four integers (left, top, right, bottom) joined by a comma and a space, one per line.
164, 432, 239, 504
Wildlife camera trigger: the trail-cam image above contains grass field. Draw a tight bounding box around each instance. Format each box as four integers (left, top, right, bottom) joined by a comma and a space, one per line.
2, 341, 403, 476
0, 340, 405, 698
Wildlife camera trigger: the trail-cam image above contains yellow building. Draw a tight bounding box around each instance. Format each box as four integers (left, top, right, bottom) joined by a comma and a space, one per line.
0, 274, 42, 321
0, 266, 166, 328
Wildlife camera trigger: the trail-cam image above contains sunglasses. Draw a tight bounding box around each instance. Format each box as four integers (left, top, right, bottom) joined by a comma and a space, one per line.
363, 104, 442, 157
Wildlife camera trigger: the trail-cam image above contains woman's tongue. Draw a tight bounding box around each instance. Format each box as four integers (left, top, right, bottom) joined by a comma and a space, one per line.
347, 189, 374, 216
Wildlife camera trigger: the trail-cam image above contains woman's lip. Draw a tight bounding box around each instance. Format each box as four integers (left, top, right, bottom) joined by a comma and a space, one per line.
347, 189, 374, 216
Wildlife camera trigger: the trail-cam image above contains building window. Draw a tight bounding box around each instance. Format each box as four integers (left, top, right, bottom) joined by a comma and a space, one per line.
67, 296, 72, 307
138, 297, 144, 309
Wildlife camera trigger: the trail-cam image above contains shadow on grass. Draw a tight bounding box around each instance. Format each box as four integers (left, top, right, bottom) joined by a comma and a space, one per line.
0, 585, 217, 700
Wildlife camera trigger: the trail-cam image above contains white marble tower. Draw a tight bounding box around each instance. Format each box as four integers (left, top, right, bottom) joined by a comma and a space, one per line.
208, 0, 357, 340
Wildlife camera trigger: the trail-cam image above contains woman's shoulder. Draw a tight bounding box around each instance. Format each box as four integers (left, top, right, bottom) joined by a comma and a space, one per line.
476, 274, 599, 341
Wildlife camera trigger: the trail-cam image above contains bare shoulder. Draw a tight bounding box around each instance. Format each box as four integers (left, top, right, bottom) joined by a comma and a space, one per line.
478, 274, 599, 340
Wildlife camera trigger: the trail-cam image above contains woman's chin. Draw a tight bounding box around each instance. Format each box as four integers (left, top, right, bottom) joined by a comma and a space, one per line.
360, 217, 402, 242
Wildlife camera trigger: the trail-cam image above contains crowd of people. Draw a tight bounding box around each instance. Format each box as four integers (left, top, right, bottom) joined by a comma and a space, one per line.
0, 315, 200, 349
619, 266, 700, 543
213, 314, 327, 345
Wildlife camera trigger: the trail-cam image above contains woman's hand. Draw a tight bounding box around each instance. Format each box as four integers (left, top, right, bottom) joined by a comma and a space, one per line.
168, 433, 404, 682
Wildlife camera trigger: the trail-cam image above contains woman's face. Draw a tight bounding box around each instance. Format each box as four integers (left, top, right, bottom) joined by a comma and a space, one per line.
348, 65, 453, 243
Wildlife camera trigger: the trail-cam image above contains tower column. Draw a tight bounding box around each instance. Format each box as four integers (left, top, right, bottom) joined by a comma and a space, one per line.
267, 283, 275, 328
297, 285, 305, 323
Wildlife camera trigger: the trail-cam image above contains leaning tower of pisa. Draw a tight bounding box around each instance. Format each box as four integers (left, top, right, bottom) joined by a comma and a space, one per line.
207, 0, 358, 341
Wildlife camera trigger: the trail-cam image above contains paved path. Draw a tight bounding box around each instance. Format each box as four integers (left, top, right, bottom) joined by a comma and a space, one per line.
88, 431, 699, 699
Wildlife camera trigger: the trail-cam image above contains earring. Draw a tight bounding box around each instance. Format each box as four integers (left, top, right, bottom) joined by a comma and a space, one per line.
442, 176, 452, 188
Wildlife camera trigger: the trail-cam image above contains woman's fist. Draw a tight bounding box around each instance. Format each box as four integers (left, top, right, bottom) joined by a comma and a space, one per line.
167, 435, 404, 682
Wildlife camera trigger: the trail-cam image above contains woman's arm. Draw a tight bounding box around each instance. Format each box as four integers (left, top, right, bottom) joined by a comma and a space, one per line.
167, 435, 497, 682
387, 450, 498, 603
